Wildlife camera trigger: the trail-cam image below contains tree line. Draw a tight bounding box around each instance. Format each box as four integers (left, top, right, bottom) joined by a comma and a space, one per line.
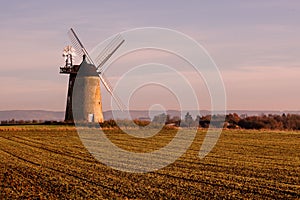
153, 112, 300, 130
2, 112, 300, 130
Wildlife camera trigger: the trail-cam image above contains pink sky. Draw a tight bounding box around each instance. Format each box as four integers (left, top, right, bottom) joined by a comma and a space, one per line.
0, 1, 299, 111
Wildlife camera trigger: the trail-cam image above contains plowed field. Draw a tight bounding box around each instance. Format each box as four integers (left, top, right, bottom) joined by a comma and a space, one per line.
1, 126, 299, 199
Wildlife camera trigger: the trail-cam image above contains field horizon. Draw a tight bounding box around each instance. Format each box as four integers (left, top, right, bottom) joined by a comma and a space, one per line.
1, 109, 300, 122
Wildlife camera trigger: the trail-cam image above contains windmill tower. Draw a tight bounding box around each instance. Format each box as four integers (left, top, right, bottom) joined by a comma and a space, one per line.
60, 28, 125, 123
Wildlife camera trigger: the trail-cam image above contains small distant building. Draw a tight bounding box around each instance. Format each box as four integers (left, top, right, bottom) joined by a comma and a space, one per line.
138, 117, 151, 122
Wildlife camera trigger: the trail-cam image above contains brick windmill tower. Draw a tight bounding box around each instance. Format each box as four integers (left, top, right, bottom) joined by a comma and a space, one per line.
60, 28, 125, 123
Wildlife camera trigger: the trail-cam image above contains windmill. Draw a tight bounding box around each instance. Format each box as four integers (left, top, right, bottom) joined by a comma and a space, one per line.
60, 28, 125, 123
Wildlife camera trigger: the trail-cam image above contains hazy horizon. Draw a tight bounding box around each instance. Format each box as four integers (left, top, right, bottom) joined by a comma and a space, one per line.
1, 1, 299, 111
1, 108, 300, 113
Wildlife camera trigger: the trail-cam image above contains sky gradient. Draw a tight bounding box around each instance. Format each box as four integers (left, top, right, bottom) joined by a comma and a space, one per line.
1, 1, 300, 111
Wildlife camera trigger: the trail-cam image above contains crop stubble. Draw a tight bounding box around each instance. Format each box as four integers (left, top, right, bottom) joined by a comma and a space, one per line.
0, 126, 299, 199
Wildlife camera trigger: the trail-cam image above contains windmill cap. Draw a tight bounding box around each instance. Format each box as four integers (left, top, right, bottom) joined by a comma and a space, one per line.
77, 56, 99, 77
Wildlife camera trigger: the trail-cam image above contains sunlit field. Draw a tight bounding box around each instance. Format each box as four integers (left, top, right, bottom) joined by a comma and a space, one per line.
1, 126, 299, 199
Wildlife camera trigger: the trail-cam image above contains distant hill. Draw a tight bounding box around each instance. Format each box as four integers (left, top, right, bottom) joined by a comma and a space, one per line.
103, 110, 181, 120
1, 110, 300, 121
104, 110, 300, 120
0, 110, 64, 121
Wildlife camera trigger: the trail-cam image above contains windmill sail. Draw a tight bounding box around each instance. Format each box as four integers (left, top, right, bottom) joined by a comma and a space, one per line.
100, 74, 126, 110
95, 34, 125, 72
68, 28, 93, 64
68, 30, 84, 60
